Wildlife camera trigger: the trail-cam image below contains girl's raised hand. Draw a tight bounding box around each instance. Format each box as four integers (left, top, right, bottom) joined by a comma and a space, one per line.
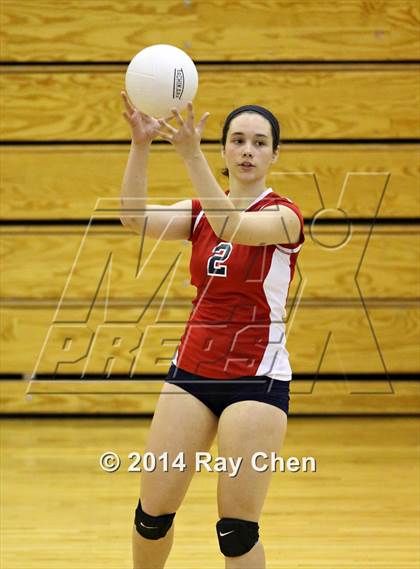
121, 90, 170, 145
157, 102, 210, 159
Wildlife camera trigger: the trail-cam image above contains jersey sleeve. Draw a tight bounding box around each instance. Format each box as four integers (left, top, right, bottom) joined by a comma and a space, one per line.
188, 198, 202, 241
277, 199, 305, 249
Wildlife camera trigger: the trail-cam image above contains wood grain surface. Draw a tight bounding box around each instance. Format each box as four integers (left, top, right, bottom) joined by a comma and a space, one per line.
1, 225, 419, 300
1, 379, 419, 415
1, 416, 419, 567
1, 144, 419, 220
1, 0, 419, 422
1, 0, 419, 61
1, 305, 418, 375
2, 65, 419, 140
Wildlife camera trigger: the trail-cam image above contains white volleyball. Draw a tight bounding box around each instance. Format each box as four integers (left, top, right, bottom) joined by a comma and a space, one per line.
125, 44, 198, 117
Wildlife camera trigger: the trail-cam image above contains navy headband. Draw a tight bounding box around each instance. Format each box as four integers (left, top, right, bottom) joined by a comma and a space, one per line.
222, 104, 280, 149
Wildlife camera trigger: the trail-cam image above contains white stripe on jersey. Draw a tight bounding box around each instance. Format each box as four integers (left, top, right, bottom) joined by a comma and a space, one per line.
192, 210, 204, 235
276, 243, 303, 254
256, 248, 293, 381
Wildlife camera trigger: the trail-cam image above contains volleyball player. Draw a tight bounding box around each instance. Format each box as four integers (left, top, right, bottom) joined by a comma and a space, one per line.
120, 91, 305, 569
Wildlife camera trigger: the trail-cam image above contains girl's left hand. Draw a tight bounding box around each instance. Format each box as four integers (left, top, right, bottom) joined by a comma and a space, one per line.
157, 102, 210, 160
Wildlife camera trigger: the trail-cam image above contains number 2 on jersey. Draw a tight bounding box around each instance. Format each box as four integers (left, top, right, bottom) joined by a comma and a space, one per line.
207, 242, 233, 277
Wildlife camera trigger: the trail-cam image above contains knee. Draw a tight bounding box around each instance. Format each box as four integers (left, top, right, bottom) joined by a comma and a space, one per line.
216, 517, 259, 557
134, 499, 176, 540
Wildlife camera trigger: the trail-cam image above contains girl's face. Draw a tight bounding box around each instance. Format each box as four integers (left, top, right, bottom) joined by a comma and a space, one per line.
222, 113, 279, 181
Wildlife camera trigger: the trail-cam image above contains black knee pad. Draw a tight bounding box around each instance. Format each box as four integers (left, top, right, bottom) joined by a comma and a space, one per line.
216, 517, 259, 557
134, 499, 175, 540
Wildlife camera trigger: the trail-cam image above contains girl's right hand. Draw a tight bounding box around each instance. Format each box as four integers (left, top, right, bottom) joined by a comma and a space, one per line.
121, 90, 168, 145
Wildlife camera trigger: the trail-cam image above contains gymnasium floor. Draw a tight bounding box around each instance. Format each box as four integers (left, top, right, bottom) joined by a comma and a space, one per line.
1, 416, 418, 568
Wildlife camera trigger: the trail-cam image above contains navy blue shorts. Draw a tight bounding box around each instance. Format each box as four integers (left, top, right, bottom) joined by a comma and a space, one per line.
165, 363, 290, 417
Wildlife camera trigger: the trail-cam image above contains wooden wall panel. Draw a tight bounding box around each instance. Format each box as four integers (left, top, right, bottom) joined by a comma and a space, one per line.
1, 380, 419, 415
1, 0, 418, 62
1, 0, 418, 416
1, 226, 419, 301
1, 145, 419, 220
1, 306, 418, 375
2, 65, 419, 141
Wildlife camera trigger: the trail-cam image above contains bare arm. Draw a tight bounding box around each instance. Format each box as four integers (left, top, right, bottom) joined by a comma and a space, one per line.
119, 91, 192, 241
183, 152, 300, 245
158, 103, 301, 245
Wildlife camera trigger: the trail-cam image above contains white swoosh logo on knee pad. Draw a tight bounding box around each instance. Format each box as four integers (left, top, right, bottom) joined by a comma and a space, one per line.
219, 530, 235, 537
140, 522, 158, 529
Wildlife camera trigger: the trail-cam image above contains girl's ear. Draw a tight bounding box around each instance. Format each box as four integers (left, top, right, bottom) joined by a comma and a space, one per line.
272, 145, 280, 163
221, 146, 225, 158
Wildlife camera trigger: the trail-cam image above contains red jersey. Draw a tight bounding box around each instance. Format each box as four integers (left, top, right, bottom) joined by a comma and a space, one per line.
172, 187, 305, 381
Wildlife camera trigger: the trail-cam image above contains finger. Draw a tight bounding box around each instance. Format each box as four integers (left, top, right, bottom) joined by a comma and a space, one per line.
187, 101, 194, 125
138, 110, 151, 120
122, 111, 132, 124
171, 107, 184, 127
197, 111, 210, 133
121, 91, 134, 114
158, 118, 177, 133
123, 99, 148, 119
161, 113, 175, 122
156, 114, 175, 125
156, 130, 173, 142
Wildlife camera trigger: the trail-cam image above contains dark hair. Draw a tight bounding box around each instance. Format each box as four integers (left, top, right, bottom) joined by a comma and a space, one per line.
221, 105, 281, 177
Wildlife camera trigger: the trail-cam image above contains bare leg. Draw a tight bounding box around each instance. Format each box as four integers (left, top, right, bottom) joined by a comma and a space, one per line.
133, 382, 218, 569
132, 524, 174, 569
216, 401, 287, 569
